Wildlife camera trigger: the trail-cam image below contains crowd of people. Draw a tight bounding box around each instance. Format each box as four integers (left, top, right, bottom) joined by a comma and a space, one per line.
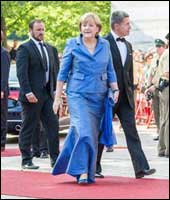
132, 36, 169, 158
1, 10, 169, 185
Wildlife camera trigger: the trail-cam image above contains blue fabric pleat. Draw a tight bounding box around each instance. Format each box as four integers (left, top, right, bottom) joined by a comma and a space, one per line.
99, 89, 117, 146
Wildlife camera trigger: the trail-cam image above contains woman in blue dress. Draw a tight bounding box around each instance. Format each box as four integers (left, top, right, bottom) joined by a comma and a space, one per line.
52, 13, 119, 184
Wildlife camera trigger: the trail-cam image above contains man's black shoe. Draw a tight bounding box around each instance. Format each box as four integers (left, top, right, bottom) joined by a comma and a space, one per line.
106, 147, 114, 152
158, 153, 165, 157
153, 136, 159, 141
95, 172, 104, 178
165, 155, 169, 158
51, 160, 56, 168
22, 162, 39, 170
31, 152, 40, 158
136, 168, 156, 179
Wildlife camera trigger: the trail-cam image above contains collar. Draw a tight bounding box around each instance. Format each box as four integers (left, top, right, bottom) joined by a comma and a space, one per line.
30, 37, 44, 46
111, 30, 125, 42
111, 30, 120, 41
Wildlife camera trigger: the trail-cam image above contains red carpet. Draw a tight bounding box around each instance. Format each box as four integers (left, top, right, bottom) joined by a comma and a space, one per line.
0, 146, 127, 157
1, 149, 20, 157
114, 146, 127, 149
1, 170, 169, 199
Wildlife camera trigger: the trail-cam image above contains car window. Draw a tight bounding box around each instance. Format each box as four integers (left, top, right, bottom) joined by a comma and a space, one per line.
8, 99, 18, 108
9, 64, 18, 82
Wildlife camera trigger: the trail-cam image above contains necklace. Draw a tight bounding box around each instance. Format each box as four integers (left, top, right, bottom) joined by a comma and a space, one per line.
83, 38, 97, 48
83, 38, 97, 54
84, 42, 96, 50
86, 45, 95, 49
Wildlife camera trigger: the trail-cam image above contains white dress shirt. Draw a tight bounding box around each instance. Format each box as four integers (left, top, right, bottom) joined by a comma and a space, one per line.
26, 37, 50, 97
111, 30, 127, 66
31, 37, 49, 83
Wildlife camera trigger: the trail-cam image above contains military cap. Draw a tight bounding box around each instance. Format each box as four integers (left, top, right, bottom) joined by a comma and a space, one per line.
154, 39, 166, 47
165, 33, 169, 40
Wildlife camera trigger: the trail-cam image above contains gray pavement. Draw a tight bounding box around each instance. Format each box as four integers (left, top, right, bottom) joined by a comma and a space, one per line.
1, 122, 169, 199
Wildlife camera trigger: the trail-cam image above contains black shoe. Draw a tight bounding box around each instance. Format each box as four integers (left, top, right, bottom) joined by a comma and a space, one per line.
153, 136, 159, 141
51, 160, 56, 168
22, 162, 39, 170
40, 152, 49, 159
136, 168, 156, 179
165, 155, 169, 158
106, 147, 114, 152
31, 152, 40, 158
50, 155, 59, 168
95, 172, 104, 178
158, 153, 165, 157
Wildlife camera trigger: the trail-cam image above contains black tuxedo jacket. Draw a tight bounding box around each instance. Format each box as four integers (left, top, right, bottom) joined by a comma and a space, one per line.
16, 39, 59, 102
105, 33, 134, 109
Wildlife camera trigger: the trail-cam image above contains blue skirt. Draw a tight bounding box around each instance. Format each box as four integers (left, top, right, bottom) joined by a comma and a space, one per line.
52, 92, 106, 183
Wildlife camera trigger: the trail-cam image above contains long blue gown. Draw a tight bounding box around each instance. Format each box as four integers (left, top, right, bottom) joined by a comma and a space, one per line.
52, 92, 106, 183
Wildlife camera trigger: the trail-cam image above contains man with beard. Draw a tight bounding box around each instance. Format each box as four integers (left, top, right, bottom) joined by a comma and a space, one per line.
16, 19, 59, 169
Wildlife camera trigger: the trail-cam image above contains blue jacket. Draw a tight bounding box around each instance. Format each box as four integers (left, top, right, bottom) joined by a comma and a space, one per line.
57, 35, 117, 93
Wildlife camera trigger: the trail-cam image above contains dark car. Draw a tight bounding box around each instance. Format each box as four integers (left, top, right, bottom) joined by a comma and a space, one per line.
8, 97, 22, 134
7, 64, 70, 134
8, 64, 22, 134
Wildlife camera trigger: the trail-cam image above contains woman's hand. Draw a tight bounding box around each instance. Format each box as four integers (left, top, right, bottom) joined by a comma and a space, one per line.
109, 82, 119, 104
53, 97, 63, 117
113, 90, 119, 104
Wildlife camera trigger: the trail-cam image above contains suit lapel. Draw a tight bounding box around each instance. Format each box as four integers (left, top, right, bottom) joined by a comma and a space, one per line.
93, 38, 104, 56
108, 33, 132, 69
124, 41, 132, 69
29, 39, 43, 66
76, 36, 91, 58
108, 33, 122, 67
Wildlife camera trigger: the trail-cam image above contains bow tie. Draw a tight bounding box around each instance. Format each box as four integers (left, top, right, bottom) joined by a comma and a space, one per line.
116, 37, 125, 42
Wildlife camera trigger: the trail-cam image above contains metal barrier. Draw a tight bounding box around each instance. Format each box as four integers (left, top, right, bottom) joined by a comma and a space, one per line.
135, 92, 155, 128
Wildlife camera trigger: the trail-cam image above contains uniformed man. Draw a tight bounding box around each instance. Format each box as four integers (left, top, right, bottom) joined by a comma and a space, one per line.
145, 39, 166, 140
157, 33, 169, 158
146, 34, 169, 157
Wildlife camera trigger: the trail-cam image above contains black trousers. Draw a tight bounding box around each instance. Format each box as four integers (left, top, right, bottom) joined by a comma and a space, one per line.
31, 121, 48, 155
97, 92, 150, 175
1, 92, 8, 147
19, 90, 59, 165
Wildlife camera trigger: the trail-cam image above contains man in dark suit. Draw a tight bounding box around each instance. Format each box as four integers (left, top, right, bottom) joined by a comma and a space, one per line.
1, 30, 10, 152
16, 19, 59, 169
96, 11, 156, 179
31, 46, 60, 159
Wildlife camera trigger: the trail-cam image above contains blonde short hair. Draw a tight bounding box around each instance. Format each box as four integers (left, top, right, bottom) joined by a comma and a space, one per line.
79, 13, 102, 34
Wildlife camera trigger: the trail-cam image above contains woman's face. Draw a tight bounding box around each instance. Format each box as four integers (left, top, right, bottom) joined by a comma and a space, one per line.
81, 17, 99, 39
